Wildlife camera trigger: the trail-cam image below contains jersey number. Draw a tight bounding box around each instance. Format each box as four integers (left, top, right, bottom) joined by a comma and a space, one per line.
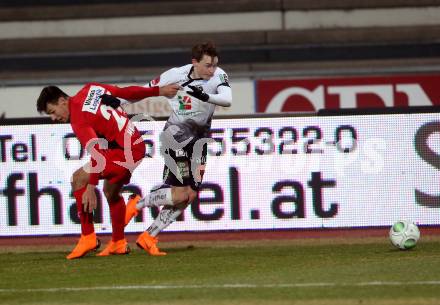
100, 104, 127, 131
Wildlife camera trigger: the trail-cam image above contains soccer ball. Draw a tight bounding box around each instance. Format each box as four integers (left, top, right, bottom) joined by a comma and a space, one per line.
389, 220, 420, 250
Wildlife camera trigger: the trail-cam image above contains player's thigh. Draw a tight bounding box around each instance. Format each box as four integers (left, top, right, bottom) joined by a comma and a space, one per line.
71, 166, 90, 191
162, 149, 198, 189
187, 142, 207, 190
186, 186, 198, 203
101, 149, 133, 186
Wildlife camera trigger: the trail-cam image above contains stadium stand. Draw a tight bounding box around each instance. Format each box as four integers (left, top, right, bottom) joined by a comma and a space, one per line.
0, 0, 439, 85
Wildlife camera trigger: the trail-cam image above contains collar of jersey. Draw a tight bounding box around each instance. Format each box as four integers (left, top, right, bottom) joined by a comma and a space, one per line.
181, 66, 203, 87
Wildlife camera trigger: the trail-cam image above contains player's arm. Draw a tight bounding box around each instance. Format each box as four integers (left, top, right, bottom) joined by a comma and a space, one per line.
187, 84, 232, 107
158, 84, 180, 98
99, 82, 179, 108
103, 84, 160, 102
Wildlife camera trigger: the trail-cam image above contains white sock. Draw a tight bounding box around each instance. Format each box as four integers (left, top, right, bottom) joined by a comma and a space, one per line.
136, 197, 148, 210
147, 206, 183, 237
136, 186, 173, 210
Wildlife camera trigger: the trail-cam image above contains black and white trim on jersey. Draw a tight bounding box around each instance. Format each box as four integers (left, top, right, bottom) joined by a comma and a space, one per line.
147, 64, 231, 142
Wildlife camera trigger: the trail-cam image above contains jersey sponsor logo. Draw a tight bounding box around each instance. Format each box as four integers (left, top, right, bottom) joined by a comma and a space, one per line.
82, 86, 105, 114
219, 73, 229, 84
178, 95, 192, 110
177, 161, 190, 178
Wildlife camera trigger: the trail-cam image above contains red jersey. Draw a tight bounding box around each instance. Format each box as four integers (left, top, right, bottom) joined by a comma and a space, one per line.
69, 83, 159, 185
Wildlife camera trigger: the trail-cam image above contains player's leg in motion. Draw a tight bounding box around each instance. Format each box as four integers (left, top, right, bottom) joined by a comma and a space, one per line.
126, 146, 206, 223
97, 180, 130, 256
127, 185, 196, 256
126, 143, 204, 256
66, 167, 100, 260
147, 186, 195, 235
125, 183, 172, 223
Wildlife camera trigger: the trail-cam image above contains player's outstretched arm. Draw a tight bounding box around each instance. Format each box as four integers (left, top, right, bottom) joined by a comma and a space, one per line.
99, 83, 180, 108
187, 85, 232, 107
107, 85, 159, 101
117, 83, 180, 100
159, 84, 180, 98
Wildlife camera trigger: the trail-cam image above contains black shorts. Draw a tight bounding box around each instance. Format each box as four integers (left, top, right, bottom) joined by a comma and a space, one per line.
162, 141, 207, 191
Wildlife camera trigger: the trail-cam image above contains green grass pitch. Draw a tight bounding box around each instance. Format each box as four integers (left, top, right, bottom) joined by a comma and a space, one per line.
0, 235, 439, 305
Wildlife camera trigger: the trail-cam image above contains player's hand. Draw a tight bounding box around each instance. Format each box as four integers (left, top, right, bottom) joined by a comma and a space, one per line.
100, 94, 121, 109
187, 85, 209, 102
159, 84, 180, 98
82, 184, 97, 213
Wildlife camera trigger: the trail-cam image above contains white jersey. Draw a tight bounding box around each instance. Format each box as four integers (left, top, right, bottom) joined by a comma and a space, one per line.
147, 64, 230, 142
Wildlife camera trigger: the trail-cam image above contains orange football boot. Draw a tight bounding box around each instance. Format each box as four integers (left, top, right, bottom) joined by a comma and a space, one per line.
125, 194, 141, 225
66, 232, 101, 260
136, 231, 166, 256
96, 238, 130, 256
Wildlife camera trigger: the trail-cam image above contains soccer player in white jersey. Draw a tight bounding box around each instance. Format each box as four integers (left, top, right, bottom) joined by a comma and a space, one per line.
121, 42, 232, 255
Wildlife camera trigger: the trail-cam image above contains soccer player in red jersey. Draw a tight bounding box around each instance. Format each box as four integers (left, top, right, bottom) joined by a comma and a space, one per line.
36, 82, 179, 259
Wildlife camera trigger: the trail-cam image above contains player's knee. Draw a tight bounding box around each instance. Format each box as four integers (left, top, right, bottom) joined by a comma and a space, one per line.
172, 189, 189, 205
187, 189, 198, 204
70, 169, 88, 191
171, 187, 197, 207
103, 189, 113, 202
103, 187, 121, 203
174, 189, 196, 209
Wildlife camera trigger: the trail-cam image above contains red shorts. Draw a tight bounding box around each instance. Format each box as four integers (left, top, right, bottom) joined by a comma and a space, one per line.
99, 146, 144, 185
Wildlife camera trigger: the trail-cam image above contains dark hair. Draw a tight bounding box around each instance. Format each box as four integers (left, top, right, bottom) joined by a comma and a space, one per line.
36, 86, 68, 113
191, 41, 218, 62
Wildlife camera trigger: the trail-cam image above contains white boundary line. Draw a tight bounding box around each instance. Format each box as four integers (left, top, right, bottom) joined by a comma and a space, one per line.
1, 281, 440, 293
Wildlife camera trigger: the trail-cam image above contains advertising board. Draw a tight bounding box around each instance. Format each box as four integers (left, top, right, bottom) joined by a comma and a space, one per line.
256, 75, 440, 113
0, 113, 439, 235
